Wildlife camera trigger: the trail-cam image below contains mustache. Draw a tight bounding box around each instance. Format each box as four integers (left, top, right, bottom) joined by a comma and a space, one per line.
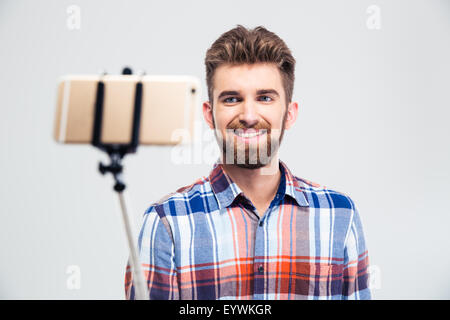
226, 125, 271, 130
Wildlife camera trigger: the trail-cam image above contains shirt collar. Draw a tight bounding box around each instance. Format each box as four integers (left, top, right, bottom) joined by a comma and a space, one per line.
208, 158, 309, 210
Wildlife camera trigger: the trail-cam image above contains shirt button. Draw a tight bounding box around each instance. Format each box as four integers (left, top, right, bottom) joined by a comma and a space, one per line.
258, 265, 264, 273
259, 221, 263, 227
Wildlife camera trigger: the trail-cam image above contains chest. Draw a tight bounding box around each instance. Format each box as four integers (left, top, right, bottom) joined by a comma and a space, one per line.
173, 203, 350, 267
172, 204, 348, 299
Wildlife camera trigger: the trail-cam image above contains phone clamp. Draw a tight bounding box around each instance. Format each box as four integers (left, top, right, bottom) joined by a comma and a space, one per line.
91, 67, 143, 192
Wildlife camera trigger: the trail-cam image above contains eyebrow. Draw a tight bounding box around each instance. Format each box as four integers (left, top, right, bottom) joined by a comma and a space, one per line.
217, 89, 280, 100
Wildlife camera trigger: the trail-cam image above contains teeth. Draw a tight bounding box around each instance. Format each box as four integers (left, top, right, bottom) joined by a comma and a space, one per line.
234, 130, 264, 138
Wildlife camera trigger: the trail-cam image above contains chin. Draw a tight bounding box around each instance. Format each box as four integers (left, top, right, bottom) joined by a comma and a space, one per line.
234, 162, 267, 170
231, 153, 275, 169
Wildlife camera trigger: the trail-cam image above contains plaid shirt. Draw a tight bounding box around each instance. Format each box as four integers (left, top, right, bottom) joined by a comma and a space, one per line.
125, 159, 371, 300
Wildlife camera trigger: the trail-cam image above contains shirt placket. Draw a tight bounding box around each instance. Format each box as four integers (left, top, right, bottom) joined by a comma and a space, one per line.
252, 193, 282, 299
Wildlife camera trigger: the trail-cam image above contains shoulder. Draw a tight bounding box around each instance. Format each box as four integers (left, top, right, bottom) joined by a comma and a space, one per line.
143, 175, 211, 219
293, 175, 357, 211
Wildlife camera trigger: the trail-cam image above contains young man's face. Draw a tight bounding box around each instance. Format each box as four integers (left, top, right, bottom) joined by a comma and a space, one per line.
203, 62, 298, 169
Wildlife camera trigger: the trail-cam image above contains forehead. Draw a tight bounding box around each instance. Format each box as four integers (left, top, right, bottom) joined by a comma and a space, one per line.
213, 63, 283, 97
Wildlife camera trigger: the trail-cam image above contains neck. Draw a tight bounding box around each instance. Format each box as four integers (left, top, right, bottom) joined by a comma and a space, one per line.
221, 154, 281, 207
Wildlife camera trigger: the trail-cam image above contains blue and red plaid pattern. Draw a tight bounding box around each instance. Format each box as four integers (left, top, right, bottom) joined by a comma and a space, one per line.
125, 159, 371, 300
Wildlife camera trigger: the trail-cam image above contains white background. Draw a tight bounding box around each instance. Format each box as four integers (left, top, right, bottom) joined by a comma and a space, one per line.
0, 0, 449, 299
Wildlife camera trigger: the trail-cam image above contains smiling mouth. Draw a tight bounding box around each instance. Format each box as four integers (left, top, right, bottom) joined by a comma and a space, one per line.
231, 129, 267, 140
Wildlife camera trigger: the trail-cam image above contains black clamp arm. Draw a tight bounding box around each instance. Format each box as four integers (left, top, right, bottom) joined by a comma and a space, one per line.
91, 67, 143, 192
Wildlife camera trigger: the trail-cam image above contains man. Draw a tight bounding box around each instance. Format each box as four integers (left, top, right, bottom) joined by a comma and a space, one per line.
125, 25, 371, 300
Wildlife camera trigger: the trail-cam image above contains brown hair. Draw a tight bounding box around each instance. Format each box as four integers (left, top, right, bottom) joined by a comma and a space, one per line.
204, 24, 296, 107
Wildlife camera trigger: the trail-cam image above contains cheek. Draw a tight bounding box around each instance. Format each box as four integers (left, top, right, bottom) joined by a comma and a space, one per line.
265, 111, 284, 129
211, 116, 230, 139
213, 110, 235, 129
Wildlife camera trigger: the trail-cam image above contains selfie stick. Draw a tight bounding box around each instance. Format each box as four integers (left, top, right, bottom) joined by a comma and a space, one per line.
92, 67, 149, 300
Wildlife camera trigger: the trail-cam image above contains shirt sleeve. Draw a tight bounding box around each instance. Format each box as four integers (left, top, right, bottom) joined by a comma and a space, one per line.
342, 203, 372, 300
125, 206, 179, 300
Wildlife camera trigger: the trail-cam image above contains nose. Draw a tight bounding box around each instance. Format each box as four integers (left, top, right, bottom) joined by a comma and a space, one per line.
239, 100, 259, 128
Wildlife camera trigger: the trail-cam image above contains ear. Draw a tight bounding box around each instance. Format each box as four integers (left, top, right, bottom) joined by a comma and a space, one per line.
202, 101, 215, 129
284, 101, 299, 130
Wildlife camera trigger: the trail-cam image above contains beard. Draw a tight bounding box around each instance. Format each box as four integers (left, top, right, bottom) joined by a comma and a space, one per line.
213, 110, 288, 170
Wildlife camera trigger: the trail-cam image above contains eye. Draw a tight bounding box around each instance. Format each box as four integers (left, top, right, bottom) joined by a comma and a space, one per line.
223, 97, 240, 103
258, 96, 273, 102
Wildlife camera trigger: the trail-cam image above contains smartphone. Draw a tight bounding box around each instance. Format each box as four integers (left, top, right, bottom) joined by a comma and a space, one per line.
53, 74, 200, 145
